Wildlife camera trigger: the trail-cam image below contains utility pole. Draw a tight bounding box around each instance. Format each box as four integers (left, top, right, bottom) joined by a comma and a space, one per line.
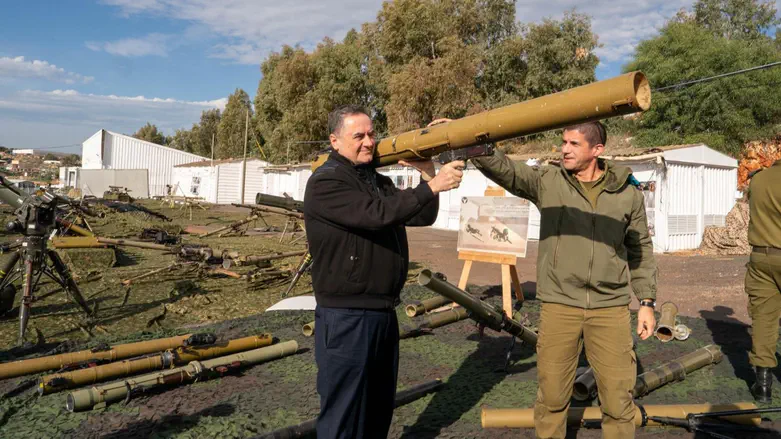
240, 109, 249, 204
210, 133, 215, 166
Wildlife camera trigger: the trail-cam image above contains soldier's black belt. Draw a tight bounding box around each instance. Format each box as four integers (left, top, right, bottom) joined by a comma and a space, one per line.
752, 246, 781, 256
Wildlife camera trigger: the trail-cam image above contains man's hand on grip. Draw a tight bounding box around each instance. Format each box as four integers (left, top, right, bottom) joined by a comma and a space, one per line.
428, 160, 464, 194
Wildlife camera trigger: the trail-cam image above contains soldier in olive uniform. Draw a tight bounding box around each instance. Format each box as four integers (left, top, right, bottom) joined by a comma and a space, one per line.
745, 159, 781, 403
471, 121, 657, 439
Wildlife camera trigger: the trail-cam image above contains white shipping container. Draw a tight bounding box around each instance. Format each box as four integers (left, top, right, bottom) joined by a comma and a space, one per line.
82, 130, 207, 197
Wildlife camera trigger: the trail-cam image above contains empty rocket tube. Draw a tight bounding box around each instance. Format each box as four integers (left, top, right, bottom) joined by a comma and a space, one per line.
405, 295, 453, 317
302, 321, 315, 337
482, 402, 760, 428
655, 302, 678, 343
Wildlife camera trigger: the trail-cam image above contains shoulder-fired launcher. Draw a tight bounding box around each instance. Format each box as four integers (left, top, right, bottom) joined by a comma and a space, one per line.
312, 71, 651, 170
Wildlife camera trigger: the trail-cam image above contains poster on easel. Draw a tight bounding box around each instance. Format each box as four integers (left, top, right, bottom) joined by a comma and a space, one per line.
457, 196, 530, 258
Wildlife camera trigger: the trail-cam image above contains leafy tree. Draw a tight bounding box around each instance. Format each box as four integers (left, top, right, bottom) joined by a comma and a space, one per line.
132, 122, 166, 145
253, 0, 599, 163
43, 153, 58, 161
61, 154, 81, 167
168, 128, 195, 154
193, 109, 221, 157
690, 0, 780, 39
624, 17, 781, 156
217, 89, 252, 159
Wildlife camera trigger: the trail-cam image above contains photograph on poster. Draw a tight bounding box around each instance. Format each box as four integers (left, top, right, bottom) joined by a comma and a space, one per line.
457, 196, 530, 258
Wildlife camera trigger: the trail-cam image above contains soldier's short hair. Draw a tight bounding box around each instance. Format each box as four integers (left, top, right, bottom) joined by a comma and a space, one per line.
565, 121, 607, 147
328, 105, 370, 135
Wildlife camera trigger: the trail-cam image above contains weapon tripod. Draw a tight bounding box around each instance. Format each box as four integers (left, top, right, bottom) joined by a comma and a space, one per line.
0, 235, 92, 345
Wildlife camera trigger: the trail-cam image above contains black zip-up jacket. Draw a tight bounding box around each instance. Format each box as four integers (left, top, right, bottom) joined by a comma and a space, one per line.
304, 151, 439, 309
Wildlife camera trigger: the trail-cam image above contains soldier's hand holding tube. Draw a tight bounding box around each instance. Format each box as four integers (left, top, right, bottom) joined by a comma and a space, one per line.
636, 305, 656, 340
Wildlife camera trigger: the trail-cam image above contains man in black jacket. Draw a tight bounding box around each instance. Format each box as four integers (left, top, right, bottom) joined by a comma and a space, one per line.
304, 105, 464, 438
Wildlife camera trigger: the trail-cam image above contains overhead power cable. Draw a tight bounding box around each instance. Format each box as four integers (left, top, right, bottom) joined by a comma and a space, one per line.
653, 61, 781, 92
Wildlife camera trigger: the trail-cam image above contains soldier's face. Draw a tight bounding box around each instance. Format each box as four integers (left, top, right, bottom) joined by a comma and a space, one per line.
331, 114, 376, 165
561, 129, 602, 172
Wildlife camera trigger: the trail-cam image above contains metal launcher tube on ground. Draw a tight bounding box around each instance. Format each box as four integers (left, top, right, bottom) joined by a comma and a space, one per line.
67, 340, 299, 412
39, 334, 273, 394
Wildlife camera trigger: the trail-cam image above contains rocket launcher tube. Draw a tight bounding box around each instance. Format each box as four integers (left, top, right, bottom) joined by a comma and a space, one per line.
39, 334, 273, 394
417, 270, 537, 346
405, 295, 453, 317
420, 306, 469, 329
312, 71, 651, 170
0, 334, 193, 380
254, 193, 304, 212
573, 345, 723, 401
66, 340, 299, 412
481, 402, 760, 429
632, 344, 723, 398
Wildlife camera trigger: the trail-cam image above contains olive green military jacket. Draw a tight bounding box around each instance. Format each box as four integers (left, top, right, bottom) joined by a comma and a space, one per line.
473, 150, 657, 309
748, 160, 781, 249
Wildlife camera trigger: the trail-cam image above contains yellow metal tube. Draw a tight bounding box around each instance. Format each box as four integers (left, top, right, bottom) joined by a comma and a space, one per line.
655, 302, 678, 342
302, 321, 315, 337
67, 340, 299, 412
405, 295, 453, 317
313, 71, 650, 170
0, 334, 192, 380
39, 334, 273, 394
482, 402, 760, 428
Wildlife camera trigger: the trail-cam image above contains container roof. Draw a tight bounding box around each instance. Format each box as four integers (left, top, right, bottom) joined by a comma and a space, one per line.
508, 144, 698, 162
174, 157, 269, 168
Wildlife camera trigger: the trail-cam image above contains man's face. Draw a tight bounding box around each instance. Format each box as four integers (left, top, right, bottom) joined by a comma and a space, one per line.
330, 113, 376, 165
560, 129, 602, 172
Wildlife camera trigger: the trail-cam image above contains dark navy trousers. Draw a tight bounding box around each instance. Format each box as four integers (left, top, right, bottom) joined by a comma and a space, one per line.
315, 305, 400, 439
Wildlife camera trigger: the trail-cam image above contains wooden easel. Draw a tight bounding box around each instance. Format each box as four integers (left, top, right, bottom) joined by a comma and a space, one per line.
457, 186, 523, 317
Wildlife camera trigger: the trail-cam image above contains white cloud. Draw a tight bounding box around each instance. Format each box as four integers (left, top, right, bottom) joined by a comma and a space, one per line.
102, 0, 696, 68
101, 0, 384, 64
86, 33, 172, 57
0, 56, 94, 84
0, 89, 226, 150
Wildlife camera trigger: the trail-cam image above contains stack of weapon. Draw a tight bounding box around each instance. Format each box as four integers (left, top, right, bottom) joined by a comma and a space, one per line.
415, 270, 768, 436
0, 332, 299, 411
200, 193, 304, 240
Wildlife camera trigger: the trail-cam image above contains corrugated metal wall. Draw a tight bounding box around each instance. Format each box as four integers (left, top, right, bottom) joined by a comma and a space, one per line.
243, 162, 266, 204
103, 132, 205, 197
217, 162, 241, 204
703, 166, 737, 227
665, 163, 703, 251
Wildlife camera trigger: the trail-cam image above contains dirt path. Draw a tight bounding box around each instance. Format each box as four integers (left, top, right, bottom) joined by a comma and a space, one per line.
408, 227, 751, 324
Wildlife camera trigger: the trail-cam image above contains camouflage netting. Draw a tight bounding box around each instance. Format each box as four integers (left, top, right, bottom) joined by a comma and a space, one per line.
738, 139, 781, 190
56, 248, 117, 278
699, 202, 750, 256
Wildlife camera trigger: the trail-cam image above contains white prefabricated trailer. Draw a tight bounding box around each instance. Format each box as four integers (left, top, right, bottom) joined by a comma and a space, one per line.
81, 130, 207, 197
259, 164, 312, 202
171, 158, 270, 204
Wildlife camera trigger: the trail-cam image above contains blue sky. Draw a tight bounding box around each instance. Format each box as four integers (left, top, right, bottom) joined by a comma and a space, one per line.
0, 0, 706, 154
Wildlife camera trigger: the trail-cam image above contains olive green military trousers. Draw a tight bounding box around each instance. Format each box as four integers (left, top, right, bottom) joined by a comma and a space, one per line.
746, 250, 781, 368
534, 303, 637, 439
